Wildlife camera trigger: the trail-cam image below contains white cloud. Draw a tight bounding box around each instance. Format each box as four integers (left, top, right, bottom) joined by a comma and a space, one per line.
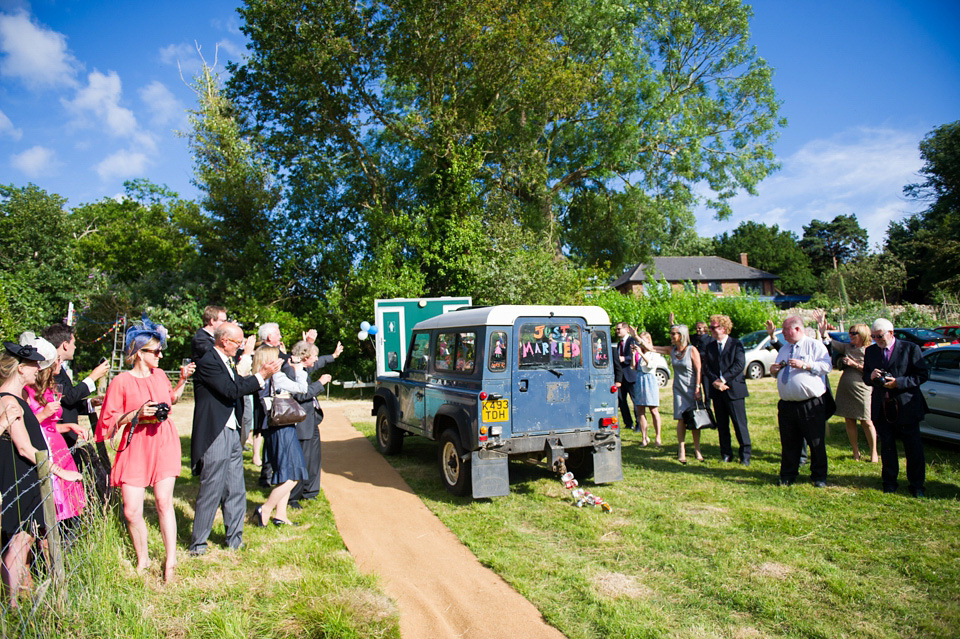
215, 38, 245, 62
95, 149, 149, 181
696, 127, 926, 248
11, 145, 56, 177
139, 80, 185, 127
0, 108, 22, 140
62, 69, 139, 137
0, 10, 79, 89
159, 42, 202, 76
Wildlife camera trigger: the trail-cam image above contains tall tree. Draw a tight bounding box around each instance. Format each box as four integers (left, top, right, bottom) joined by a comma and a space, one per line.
799, 214, 869, 277
713, 221, 816, 294
229, 0, 783, 278
889, 120, 960, 301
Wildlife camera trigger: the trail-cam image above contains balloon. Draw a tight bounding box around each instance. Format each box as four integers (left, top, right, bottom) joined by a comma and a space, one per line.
357, 330, 369, 340
360, 321, 371, 331
368, 325, 379, 335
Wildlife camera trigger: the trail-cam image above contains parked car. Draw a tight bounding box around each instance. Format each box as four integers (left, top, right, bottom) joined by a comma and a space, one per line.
892, 328, 955, 351
649, 351, 671, 388
739, 329, 783, 380
919, 344, 960, 443
934, 325, 960, 339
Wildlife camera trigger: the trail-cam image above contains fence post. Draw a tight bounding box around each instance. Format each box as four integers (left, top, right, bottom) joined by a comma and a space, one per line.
35, 450, 65, 611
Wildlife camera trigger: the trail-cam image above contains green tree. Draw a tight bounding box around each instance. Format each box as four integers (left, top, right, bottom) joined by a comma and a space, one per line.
713, 221, 816, 294
889, 120, 960, 301
799, 213, 869, 277
229, 0, 783, 278
822, 251, 907, 304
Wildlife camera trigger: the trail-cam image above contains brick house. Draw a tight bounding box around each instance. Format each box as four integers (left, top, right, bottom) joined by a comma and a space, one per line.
611, 254, 778, 296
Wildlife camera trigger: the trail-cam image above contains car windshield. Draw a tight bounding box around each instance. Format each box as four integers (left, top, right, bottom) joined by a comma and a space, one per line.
740, 330, 768, 350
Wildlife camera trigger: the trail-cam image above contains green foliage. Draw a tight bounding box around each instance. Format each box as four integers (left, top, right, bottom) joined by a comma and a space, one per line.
713, 221, 817, 294
799, 213, 869, 277
591, 285, 775, 342
820, 251, 907, 305
891, 120, 960, 301
893, 304, 939, 328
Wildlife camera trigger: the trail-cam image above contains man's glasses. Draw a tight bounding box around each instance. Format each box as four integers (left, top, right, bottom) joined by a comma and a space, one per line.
224, 337, 244, 346
870, 333, 884, 339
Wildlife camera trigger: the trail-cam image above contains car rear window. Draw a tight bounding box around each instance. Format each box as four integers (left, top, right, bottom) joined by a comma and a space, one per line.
517, 323, 582, 370
591, 330, 610, 368
488, 331, 508, 371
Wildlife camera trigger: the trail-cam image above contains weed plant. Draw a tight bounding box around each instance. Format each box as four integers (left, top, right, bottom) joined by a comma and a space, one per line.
357, 375, 960, 639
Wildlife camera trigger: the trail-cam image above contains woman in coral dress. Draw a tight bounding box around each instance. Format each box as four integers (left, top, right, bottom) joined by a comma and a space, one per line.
97, 319, 194, 583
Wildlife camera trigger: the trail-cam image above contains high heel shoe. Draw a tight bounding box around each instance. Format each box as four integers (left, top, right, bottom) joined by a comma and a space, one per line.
695, 452, 704, 462
250, 506, 266, 527
271, 518, 297, 527
678, 455, 687, 465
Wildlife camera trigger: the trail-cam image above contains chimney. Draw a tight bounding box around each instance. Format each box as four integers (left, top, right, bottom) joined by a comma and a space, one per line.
739, 252, 748, 267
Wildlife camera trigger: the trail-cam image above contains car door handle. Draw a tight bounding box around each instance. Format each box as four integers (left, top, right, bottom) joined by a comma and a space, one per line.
927, 389, 937, 396
416, 391, 424, 399
519, 379, 529, 392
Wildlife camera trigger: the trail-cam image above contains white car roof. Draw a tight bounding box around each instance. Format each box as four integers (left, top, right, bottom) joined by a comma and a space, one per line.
413, 305, 611, 330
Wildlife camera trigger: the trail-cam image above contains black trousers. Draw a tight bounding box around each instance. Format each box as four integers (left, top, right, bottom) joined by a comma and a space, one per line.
617, 380, 640, 430
874, 416, 925, 492
712, 393, 751, 462
290, 429, 322, 503
778, 395, 827, 483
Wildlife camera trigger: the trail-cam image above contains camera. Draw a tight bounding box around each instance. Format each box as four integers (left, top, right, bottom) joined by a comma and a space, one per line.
153, 402, 171, 422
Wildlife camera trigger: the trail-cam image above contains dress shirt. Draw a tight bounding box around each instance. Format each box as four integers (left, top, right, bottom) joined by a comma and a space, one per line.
774, 336, 831, 401
884, 337, 896, 365
216, 349, 266, 430
716, 337, 728, 383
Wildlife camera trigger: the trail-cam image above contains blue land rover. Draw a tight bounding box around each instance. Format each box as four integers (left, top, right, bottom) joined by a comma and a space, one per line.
372, 305, 622, 498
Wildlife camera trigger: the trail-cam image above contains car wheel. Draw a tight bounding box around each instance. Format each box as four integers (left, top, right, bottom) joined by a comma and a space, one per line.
655, 368, 669, 388
565, 447, 594, 479
438, 429, 471, 497
376, 405, 403, 455
746, 361, 764, 380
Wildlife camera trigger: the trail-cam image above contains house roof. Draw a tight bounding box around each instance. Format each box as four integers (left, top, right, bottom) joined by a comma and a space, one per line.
611, 256, 778, 289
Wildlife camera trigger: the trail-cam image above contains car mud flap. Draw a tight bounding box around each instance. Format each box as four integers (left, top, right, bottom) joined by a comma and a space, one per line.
471, 449, 510, 498
592, 438, 623, 484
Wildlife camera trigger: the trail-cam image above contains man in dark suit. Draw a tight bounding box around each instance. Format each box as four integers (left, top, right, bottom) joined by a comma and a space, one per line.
189, 322, 281, 555
42, 323, 112, 495
612, 322, 641, 432
703, 314, 752, 465
190, 305, 227, 361
862, 318, 929, 497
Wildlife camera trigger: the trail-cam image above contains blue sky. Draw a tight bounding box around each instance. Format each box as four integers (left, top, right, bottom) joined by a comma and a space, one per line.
1, 0, 958, 249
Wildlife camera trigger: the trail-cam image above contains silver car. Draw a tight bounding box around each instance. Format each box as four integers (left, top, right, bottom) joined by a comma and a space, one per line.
740, 329, 783, 380
920, 344, 960, 443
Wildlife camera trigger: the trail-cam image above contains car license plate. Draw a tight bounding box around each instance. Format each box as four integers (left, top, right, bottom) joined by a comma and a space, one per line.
482, 399, 509, 422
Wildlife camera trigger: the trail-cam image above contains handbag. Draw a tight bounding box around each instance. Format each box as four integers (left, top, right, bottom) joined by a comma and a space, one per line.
822, 375, 837, 420
268, 381, 307, 427
683, 398, 716, 430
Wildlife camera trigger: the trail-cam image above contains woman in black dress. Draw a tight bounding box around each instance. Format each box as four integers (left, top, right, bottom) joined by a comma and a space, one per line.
1, 341, 82, 607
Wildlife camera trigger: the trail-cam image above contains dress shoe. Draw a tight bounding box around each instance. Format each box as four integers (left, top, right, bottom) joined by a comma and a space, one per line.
230, 543, 247, 551
740, 459, 750, 467
910, 488, 926, 498
721, 455, 733, 463
882, 486, 897, 494
777, 479, 794, 487
812, 480, 827, 488
187, 546, 207, 557
250, 506, 267, 527
288, 501, 303, 510
272, 518, 297, 527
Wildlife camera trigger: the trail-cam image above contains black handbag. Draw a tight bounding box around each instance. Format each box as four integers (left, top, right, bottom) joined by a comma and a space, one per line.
683, 399, 716, 430
822, 376, 837, 420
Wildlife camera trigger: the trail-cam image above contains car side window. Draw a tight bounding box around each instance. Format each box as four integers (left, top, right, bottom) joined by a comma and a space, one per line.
407, 333, 430, 372
488, 331, 508, 371
591, 330, 610, 368
435, 331, 476, 374
929, 350, 960, 385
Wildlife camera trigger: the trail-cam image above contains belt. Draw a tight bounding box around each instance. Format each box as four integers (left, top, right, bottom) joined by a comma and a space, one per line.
779, 394, 824, 406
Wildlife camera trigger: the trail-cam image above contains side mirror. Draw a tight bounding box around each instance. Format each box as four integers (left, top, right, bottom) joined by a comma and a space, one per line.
387, 352, 399, 371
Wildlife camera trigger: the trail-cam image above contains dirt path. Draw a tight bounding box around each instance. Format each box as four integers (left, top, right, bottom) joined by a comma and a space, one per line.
320, 406, 567, 639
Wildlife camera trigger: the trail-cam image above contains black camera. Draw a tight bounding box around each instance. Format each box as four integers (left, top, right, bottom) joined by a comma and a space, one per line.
154, 402, 171, 422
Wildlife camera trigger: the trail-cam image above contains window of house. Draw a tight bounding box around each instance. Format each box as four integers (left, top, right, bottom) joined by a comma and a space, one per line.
708, 281, 723, 293
742, 280, 762, 294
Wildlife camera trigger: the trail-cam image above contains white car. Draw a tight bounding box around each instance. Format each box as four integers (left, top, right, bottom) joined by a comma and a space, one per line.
739, 329, 783, 380
919, 345, 960, 443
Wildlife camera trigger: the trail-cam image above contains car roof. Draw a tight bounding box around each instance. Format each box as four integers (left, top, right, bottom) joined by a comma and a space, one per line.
413, 305, 611, 330
924, 344, 960, 355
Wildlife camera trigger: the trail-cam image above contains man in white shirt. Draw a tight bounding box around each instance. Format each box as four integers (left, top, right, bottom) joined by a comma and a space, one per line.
770, 316, 832, 487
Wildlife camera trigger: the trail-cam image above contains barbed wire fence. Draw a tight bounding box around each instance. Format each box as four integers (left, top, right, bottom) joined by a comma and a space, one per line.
1, 440, 119, 638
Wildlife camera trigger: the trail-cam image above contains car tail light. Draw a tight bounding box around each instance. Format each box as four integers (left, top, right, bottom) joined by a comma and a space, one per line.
600, 417, 618, 429
923, 342, 936, 349
479, 391, 488, 400
610, 385, 618, 394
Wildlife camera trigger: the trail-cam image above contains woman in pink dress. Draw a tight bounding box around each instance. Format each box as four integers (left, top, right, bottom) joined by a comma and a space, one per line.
97, 319, 194, 583
22, 337, 86, 522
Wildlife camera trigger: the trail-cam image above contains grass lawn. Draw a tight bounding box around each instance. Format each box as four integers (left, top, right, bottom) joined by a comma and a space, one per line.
355, 374, 960, 639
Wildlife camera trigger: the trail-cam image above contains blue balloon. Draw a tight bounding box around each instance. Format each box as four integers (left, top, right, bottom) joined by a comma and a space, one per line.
360, 321, 371, 331
368, 325, 379, 335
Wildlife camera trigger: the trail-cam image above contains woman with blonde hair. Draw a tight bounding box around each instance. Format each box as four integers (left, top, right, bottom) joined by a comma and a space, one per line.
97, 319, 194, 583
634, 331, 663, 446
250, 346, 308, 527
646, 325, 704, 464
817, 314, 877, 462
1, 341, 82, 606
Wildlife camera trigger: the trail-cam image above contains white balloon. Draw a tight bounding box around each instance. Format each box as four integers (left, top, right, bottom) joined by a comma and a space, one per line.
360, 321, 371, 331
358, 330, 369, 340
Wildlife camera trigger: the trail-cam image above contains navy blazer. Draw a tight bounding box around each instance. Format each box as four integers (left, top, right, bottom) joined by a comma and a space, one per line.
613, 336, 639, 384
190, 347, 262, 474
703, 337, 749, 400
54, 366, 93, 425
862, 339, 928, 425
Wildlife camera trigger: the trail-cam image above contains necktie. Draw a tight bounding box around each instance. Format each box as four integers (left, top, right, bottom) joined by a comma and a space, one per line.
782, 344, 795, 382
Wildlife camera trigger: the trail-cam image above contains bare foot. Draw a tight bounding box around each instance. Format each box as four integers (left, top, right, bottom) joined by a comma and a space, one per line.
655, 436, 662, 446
694, 451, 704, 462
163, 561, 176, 584
136, 560, 152, 575
853, 452, 861, 461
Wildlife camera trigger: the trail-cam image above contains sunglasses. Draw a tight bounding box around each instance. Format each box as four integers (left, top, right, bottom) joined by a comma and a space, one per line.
140, 347, 163, 355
